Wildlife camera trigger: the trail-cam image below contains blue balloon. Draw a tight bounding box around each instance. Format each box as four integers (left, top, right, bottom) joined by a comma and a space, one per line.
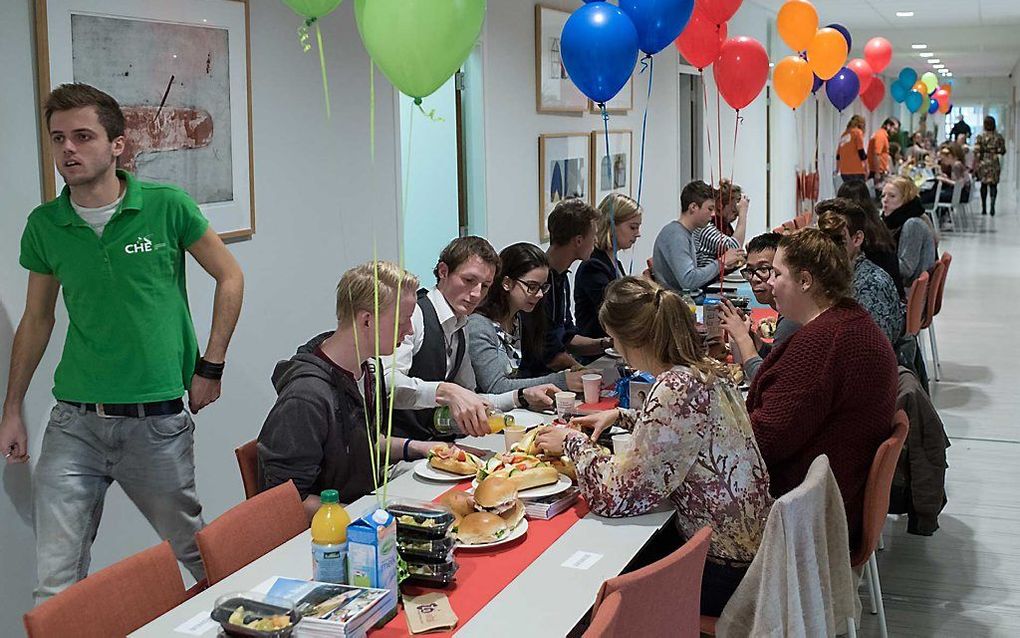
561, 3, 640, 104
890, 80, 908, 103
906, 90, 924, 113
928, 99, 939, 114
619, 0, 695, 55
826, 23, 852, 51
898, 68, 918, 88
826, 67, 860, 112
812, 73, 823, 94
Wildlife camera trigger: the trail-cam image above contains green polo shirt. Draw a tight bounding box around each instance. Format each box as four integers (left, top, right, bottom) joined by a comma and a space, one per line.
19, 170, 209, 403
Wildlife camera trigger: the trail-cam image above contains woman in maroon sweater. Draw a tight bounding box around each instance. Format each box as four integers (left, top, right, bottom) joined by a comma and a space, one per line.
746, 228, 897, 547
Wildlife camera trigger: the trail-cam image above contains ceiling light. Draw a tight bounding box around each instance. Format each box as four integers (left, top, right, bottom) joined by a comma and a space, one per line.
933, 64, 945, 69
946, 73, 953, 77
911, 43, 927, 49
896, 11, 915, 17
927, 59, 941, 64
920, 52, 935, 58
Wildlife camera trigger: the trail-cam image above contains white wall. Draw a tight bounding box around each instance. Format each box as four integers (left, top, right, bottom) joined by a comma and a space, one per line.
0, 0, 402, 627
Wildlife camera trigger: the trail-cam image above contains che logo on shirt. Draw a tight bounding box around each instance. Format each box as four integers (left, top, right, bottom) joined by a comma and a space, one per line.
124, 235, 159, 254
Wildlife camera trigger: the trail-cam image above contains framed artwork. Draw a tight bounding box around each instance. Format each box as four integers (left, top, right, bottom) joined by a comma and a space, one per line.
535, 5, 586, 114
589, 76, 634, 114
589, 129, 633, 207
538, 133, 590, 242
35, 0, 255, 240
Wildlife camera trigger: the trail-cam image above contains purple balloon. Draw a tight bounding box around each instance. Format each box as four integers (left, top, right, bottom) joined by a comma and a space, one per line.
812, 73, 823, 94
826, 67, 860, 112
826, 23, 851, 52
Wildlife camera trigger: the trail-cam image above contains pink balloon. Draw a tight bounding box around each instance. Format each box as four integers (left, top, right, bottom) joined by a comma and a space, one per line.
713, 36, 769, 110
864, 37, 892, 73
847, 58, 873, 94
695, 0, 743, 26
675, 7, 727, 70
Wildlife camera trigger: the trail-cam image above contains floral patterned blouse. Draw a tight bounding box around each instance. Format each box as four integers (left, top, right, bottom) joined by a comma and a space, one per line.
852, 254, 905, 344
563, 365, 772, 562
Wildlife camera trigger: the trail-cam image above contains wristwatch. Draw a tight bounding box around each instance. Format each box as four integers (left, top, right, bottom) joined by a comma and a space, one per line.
516, 387, 526, 408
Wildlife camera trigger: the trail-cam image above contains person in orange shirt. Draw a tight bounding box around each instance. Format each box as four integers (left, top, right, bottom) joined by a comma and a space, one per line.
867, 117, 900, 187
837, 115, 868, 183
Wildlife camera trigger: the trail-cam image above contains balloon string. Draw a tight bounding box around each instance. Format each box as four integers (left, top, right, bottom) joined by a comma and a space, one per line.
813, 94, 820, 208
719, 113, 742, 288
370, 59, 375, 163
637, 54, 653, 205
315, 22, 331, 118
716, 77, 723, 191
601, 104, 620, 278
702, 71, 715, 188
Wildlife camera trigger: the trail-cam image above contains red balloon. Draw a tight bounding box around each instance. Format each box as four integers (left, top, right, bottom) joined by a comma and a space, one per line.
695, 0, 743, 26
713, 36, 769, 110
933, 88, 950, 110
675, 7, 727, 70
861, 79, 885, 111
864, 37, 892, 73
847, 58, 873, 94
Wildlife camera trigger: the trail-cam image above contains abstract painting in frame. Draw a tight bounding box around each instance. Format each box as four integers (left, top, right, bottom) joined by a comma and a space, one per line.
535, 5, 586, 114
36, 0, 255, 239
538, 133, 589, 243
590, 129, 633, 207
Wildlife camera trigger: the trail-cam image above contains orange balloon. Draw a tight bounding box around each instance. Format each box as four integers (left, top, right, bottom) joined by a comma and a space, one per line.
773, 55, 814, 109
806, 27, 847, 80
912, 80, 927, 94
777, 0, 818, 52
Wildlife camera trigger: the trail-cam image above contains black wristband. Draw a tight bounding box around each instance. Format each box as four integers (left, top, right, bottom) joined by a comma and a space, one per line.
516, 387, 526, 408
403, 438, 413, 461
195, 357, 225, 380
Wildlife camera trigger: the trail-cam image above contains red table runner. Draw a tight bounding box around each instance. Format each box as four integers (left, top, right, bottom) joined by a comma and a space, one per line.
371, 483, 590, 637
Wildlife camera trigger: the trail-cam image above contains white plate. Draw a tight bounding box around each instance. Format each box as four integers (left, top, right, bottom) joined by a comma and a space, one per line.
604, 347, 622, 359
724, 273, 745, 283
455, 518, 529, 550
413, 460, 474, 482
469, 473, 572, 499
508, 411, 551, 429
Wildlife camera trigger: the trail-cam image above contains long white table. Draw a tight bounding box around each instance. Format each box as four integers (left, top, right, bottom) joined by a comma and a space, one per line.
131, 410, 674, 637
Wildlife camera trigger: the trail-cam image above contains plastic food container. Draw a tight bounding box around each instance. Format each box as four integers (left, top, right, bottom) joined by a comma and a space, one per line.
404, 559, 459, 587
211, 592, 298, 637
396, 533, 456, 562
386, 499, 455, 539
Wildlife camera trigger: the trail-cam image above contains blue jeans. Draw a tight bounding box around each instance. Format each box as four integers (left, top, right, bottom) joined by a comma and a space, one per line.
32, 401, 206, 603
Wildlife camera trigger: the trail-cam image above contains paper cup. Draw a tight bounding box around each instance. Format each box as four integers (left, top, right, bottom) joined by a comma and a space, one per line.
612, 433, 634, 457
504, 424, 527, 451
554, 391, 576, 419
581, 373, 602, 404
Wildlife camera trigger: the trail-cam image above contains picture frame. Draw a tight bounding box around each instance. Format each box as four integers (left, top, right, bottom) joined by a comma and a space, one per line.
35, 0, 256, 240
589, 129, 633, 207
588, 76, 634, 114
535, 5, 587, 114
538, 133, 590, 242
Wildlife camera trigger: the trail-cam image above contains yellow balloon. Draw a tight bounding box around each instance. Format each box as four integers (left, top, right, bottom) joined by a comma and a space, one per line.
777, 0, 818, 52
920, 72, 938, 94
773, 55, 814, 109
806, 27, 847, 80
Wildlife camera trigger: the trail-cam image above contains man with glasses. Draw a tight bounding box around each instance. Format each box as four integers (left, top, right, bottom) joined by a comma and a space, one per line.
718, 232, 800, 383
383, 237, 558, 441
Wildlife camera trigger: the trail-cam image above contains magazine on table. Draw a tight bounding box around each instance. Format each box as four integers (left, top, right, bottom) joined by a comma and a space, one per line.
524, 487, 580, 520
264, 577, 396, 637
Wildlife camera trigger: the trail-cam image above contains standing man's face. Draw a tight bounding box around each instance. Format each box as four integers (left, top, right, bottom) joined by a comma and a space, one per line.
48, 106, 124, 187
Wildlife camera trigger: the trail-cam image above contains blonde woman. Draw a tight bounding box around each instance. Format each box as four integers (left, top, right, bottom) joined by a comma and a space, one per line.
537, 277, 771, 616
837, 114, 868, 183
881, 176, 937, 286
574, 193, 643, 340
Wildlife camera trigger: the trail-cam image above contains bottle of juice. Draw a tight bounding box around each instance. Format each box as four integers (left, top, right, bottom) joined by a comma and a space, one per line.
311, 489, 350, 583
487, 410, 514, 434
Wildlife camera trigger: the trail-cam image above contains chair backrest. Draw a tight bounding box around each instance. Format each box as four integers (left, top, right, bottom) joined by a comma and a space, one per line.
933, 252, 952, 317
235, 439, 259, 499
196, 480, 308, 584
589, 527, 712, 638
583, 591, 624, 637
904, 271, 929, 337
921, 260, 946, 329
24, 541, 186, 638
949, 180, 964, 206
850, 410, 909, 567
927, 179, 943, 212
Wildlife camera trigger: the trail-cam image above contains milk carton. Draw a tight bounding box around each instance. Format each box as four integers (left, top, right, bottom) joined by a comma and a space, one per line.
346, 508, 398, 600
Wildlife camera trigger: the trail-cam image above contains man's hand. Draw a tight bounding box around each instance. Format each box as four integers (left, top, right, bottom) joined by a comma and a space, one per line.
0, 411, 29, 463
521, 384, 558, 410
188, 376, 222, 414
722, 248, 745, 270
564, 369, 591, 393
736, 195, 750, 219
436, 383, 490, 437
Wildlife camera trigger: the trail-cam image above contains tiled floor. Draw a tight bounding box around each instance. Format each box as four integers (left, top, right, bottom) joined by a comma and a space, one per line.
859, 194, 1020, 637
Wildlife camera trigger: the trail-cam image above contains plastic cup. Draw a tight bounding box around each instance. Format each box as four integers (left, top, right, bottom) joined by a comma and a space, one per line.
612, 433, 634, 457
581, 373, 602, 404
554, 391, 576, 419
504, 424, 527, 451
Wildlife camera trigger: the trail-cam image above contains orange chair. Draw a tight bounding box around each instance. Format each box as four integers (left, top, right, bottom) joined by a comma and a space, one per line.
922, 253, 951, 381
584, 527, 712, 638
196, 480, 308, 584
235, 439, 260, 499
584, 591, 624, 637
848, 410, 910, 638
24, 541, 187, 638
903, 271, 929, 339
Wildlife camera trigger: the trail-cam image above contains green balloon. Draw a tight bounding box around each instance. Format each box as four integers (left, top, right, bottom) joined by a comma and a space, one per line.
355, 0, 486, 100
282, 0, 343, 19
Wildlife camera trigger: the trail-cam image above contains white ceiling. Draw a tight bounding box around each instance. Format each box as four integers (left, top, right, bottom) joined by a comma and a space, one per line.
750, 0, 1020, 78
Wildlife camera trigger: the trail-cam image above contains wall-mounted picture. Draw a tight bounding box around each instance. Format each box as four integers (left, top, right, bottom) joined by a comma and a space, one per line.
539, 133, 590, 242
35, 0, 255, 240
590, 129, 633, 207
589, 75, 634, 114
535, 5, 587, 114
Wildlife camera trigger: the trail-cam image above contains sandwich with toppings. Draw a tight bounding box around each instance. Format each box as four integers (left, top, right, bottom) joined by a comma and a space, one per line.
427, 444, 482, 476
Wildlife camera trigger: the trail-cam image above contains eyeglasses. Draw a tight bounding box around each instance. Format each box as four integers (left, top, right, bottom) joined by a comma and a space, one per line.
740, 264, 773, 281
515, 279, 551, 296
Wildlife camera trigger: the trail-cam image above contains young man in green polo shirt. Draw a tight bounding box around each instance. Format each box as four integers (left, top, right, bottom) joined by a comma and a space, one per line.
0, 83, 245, 602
